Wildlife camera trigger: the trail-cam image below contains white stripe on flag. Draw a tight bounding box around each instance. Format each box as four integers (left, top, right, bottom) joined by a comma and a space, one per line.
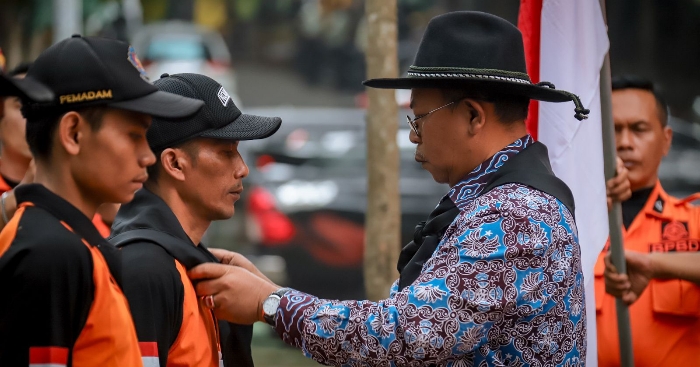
539, 1, 610, 366
29, 364, 66, 367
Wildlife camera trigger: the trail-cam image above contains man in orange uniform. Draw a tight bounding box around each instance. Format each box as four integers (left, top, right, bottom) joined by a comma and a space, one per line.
595, 76, 700, 367
109, 73, 281, 366
0, 36, 203, 366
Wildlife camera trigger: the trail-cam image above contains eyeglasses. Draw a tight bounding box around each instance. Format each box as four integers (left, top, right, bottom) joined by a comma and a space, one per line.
406, 100, 456, 137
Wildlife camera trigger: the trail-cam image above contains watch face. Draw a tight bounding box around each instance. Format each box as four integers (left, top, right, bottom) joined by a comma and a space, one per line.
263, 296, 280, 316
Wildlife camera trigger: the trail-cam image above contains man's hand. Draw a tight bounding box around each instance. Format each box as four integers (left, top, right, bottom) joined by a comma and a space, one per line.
188, 263, 279, 324
606, 156, 632, 211
604, 251, 655, 305
208, 248, 272, 283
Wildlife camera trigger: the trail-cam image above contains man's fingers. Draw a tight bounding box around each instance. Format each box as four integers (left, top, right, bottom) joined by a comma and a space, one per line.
604, 253, 618, 274
208, 248, 231, 262
188, 263, 232, 281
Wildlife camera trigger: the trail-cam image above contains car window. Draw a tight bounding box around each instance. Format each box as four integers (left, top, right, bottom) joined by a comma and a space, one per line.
146, 36, 207, 61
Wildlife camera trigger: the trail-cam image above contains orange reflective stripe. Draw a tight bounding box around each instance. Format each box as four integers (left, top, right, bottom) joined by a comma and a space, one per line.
0, 206, 25, 258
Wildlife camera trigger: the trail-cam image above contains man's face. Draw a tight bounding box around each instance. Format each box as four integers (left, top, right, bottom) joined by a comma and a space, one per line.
612, 88, 672, 191
409, 88, 470, 185
179, 138, 248, 221
72, 109, 155, 204
1, 81, 32, 160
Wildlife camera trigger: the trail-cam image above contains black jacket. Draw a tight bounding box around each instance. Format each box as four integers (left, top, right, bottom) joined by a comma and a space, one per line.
111, 188, 254, 367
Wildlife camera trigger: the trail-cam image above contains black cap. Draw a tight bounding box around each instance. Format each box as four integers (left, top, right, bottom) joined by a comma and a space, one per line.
0, 73, 54, 101
147, 73, 281, 151
23, 35, 204, 119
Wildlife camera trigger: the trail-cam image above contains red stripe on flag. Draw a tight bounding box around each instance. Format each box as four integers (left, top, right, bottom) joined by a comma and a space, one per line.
28, 347, 68, 364
518, 0, 543, 140
139, 342, 158, 357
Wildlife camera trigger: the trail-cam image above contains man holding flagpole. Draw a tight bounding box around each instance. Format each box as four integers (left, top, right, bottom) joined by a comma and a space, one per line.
595, 76, 700, 367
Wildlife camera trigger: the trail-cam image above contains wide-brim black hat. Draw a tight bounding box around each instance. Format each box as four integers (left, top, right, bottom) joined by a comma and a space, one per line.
364, 11, 589, 120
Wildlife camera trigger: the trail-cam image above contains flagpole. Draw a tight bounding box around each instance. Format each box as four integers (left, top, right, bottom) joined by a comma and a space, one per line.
598, 0, 634, 366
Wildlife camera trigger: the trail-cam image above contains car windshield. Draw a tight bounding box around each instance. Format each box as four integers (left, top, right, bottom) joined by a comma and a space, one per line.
146, 36, 207, 61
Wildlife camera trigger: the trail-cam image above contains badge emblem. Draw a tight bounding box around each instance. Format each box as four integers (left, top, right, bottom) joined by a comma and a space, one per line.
217, 86, 230, 107
127, 46, 150, 82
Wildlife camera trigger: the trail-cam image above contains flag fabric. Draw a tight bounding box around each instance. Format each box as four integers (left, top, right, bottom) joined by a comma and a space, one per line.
519, 1, 610, 366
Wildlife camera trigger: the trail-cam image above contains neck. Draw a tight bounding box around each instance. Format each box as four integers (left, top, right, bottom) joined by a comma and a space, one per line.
0, 150, 31, 183
631, 178, 658, 193
34, 160, 99, 219
146, 182, 211, 245
449, 125, 528, 187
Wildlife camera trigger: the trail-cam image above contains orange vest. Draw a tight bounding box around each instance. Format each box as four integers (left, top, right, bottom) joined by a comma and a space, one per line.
0, 205, 143, 366
595, 181, 700, 367
168, 260, 222, 367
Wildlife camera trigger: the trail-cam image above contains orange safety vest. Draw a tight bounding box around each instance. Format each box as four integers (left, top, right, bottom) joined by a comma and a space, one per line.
595, 181, 700, 367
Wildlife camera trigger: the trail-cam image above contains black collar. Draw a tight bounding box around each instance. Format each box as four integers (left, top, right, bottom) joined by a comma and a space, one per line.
111, 188, 194, 245
15, 184, 110, 248
14, 183, 123, 285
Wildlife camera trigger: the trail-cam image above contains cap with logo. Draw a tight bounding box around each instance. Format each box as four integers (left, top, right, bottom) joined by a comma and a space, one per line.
146, 73, 282, 152
22, 35, 204, 119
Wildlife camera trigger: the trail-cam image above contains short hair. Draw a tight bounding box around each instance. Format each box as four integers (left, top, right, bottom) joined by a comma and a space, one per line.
8, 62, 32, 77
146, 139, 200, 183
24, 106, 107, 161
611, 75, 669, 127
441, 89, 530, 124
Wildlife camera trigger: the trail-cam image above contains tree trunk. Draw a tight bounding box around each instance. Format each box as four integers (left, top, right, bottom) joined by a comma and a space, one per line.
363, 0, 400, 301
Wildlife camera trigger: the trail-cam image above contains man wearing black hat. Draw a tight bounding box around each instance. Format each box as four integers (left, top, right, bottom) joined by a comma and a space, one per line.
108, 73, 281, 367
0, 36, 203, 366
187, 11, 588, 366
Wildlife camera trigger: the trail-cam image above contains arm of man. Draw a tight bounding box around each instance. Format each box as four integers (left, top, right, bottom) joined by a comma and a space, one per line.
120, 242, 185, 367
605, 251, 700, 305
0, 217, 93, 366
191, 193, 579, 366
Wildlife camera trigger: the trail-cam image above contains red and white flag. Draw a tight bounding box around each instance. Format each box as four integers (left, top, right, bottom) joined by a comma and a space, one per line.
519, 1, 610, 365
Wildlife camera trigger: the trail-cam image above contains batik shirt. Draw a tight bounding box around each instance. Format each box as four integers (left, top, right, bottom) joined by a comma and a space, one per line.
275, 135, 587, 367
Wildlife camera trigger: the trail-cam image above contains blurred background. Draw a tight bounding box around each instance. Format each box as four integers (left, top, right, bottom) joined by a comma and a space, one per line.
1, 1, 699, 365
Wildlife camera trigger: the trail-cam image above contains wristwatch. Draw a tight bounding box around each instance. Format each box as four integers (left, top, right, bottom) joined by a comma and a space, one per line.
262, 288, 291, 326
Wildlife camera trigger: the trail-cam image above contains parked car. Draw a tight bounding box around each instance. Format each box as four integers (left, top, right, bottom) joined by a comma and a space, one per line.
239, 107, 446, 300
130, 21, 242, 106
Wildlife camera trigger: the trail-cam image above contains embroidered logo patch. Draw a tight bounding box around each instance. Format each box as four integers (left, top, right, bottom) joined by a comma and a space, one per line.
217, 86, 230, 107
127, 46, 149, 82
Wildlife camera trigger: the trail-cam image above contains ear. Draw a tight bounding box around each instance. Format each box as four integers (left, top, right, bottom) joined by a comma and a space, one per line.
462, 98, 487, 135
662, 125, 673, 156
160, 148, 192, 182
57, 111, 86, 156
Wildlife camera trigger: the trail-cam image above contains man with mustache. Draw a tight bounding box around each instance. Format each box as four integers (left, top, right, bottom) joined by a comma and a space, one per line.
595, 76, 700, 367
108, 73, 281, 367
187, 11, 590, 366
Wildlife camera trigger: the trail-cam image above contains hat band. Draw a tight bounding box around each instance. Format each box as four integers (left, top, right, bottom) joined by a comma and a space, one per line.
407, 66, 532, 84
407, 71, 533, 84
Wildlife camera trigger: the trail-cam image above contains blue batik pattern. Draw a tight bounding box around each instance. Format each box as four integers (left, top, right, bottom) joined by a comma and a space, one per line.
274, 135, 587, 367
